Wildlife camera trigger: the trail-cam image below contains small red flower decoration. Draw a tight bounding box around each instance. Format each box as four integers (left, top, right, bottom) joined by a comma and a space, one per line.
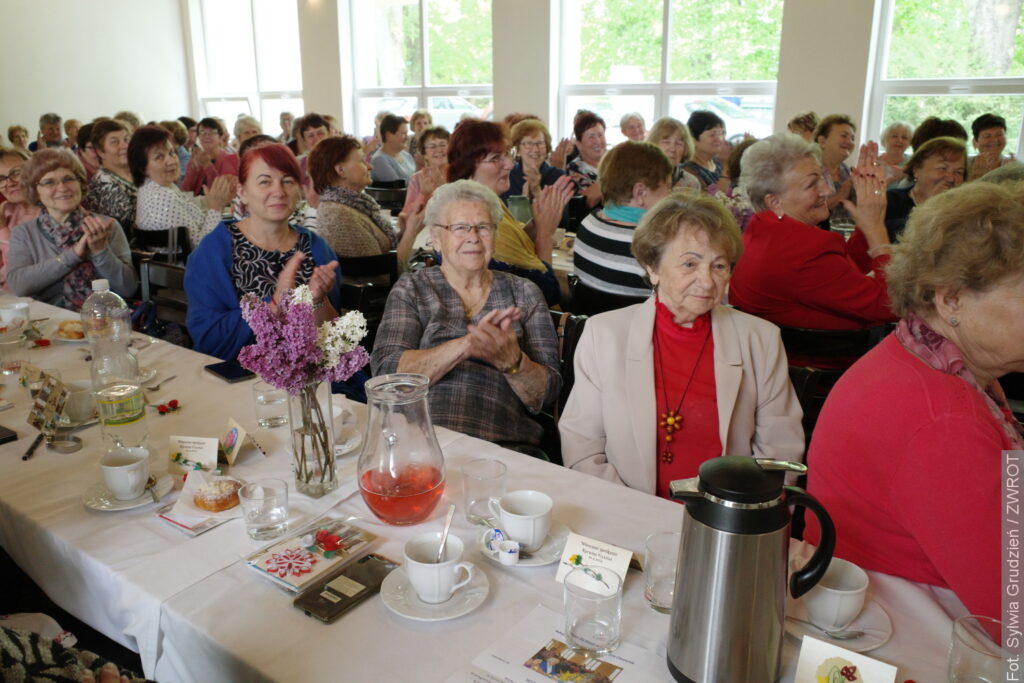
315, 529, 342, 552
157, 404, 168, 414
840, 666, 858, 681
155, 399, 182, 415
168, 399, 179, 409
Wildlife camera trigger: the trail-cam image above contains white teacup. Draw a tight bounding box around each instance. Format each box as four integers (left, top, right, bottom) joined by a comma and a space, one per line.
0, 303, 30, 337
802, 557, 869, 630
404, 532, 474, 604
62, 381, 95, 424
100, 448, 150, 500
488, 490, 552, 553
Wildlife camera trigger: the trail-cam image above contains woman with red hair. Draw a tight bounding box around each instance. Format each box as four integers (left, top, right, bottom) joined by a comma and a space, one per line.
185, 143, 341, 360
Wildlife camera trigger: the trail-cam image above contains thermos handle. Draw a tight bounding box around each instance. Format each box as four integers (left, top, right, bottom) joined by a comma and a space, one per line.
784, 486, 836, 600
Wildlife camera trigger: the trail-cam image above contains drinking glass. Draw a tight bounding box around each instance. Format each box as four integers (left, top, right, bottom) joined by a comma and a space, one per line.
0, 337, 26, 375
947, 615, 1005, 683
252, 381, 288, 428
239, 479, 289, 540
462, 458, 507, 525
564, 566, 623, 656
643, 531, 681, 613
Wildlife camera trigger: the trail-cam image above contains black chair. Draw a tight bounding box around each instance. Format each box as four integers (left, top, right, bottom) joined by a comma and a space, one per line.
567, 276, 648, 316
133, 226, 191, 265
138, 259, 191, 347
338, 252, 400, 351
366, 181, 408, 216
562, 195, 589, 233
535, 310, 589, 465
778, 324, 891, 370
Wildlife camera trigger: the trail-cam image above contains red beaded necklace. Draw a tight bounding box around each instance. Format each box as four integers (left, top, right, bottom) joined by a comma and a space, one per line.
653, 320, 712, 464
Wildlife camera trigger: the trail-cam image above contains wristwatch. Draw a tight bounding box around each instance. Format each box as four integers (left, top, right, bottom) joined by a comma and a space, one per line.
500, 351, 523, 375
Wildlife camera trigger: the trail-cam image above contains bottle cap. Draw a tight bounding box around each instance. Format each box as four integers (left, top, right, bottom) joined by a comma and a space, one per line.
91, 279, 110, 292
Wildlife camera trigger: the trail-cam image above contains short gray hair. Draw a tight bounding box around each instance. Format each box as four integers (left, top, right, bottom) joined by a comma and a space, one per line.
978, 160, 1024, 185
620, 112, 644, 129
424, 179, 503, 229
39, 112, 61, 126
234, 115, 262, 138
740, 133, 821, 212
881, 121, 912, 144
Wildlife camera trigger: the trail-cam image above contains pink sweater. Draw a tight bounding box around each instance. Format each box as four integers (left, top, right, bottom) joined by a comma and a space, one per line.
181, 152, 240, 195
805, 335, 1002, 618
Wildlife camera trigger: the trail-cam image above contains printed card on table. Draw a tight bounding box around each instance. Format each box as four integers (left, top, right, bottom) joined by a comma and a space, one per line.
168, 435, 220, 474
793, 636, 897, 683
220, 418, 249, 465
554, 532, 633, 584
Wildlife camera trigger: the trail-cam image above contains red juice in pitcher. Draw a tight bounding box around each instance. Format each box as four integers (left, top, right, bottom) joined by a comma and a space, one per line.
360, 463, 445, 525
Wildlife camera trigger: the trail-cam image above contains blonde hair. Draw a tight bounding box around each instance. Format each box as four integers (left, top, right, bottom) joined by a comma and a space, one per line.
645, 117, 694, 164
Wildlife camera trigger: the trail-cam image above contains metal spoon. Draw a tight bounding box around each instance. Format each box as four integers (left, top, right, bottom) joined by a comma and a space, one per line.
144, 475, 160, 504
436, 504, 456, 564
786, 616, 864, 640
145, 375, 177, 391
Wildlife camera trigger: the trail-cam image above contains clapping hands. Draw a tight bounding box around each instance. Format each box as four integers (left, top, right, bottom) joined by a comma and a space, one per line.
466, 306, 522, 370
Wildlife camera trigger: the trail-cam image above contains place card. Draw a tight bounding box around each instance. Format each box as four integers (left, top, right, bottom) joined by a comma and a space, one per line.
554, 533, 632, 584
793, 636, 897, 683
168, 435, 220, 474
220, 418, 248, 465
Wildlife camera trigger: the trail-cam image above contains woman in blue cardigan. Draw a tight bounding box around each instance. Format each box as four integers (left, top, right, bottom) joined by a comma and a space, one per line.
185, 144, 341, 361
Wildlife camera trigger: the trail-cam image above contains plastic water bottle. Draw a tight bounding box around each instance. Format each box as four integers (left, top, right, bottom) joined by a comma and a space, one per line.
81, 279, 148, 450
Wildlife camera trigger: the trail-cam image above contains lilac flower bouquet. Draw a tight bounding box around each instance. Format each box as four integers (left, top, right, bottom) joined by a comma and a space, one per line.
238, 285, 368, 496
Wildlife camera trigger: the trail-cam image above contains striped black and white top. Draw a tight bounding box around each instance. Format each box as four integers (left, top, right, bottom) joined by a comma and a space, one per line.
572, 210, 653, 298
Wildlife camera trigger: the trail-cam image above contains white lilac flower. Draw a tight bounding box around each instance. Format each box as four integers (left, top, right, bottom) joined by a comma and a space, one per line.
290, 284, 314, 306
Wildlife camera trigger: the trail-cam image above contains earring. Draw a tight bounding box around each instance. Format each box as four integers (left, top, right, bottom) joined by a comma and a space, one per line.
949, 317, 959, 327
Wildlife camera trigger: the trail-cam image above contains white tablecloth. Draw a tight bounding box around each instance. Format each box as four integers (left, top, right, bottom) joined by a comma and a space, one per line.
0, 298, 963, 682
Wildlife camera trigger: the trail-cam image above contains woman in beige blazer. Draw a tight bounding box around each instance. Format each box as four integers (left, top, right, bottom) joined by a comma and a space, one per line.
559, 192, 804, 498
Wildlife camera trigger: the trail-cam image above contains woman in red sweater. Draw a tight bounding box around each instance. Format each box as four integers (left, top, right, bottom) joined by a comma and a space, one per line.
805, 181, 1024, 619
729, 133, 897, 330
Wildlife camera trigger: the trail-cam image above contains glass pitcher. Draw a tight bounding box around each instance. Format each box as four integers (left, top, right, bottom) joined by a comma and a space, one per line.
357, 374, 446, 525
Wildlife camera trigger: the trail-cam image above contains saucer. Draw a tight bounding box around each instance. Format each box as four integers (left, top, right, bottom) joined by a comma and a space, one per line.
82, 474, 174, 511
380, 566, 489, 622
785, 599, 892, 652
479, 520, 571, 568
44, 320, 88, 344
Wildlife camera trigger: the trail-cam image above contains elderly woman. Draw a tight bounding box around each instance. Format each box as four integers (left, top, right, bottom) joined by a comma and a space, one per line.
233, 116, 262, 150
85, 119, 137, 236
370, 114, 415, 184
683, 111, 726, 189
7, 126, 29, 152
968, 113, 1015, 180
185, 144, 340, 360
804, 181, 1024, 620
814, 114, 857, 227
504, 119, 567, 202
7, 150, 136, 310
447, 120, 573, 306
181, 117, 240, 196
619, 113, 646, 142
846, 136, 966, 272
567, 110, 606, 208
786, 111, 818, 142
646, 117, 701, 192
879, 121, 912, 186
399, 126, 450, 233
407, 109, 433, 161
729, 133, 896, 330
573, 141, 672, 307
130, 125, 235, 251
560, 192, 803, 496
0, 148, 40, 288
371, 179, 560, 450
308, 135, 420, 266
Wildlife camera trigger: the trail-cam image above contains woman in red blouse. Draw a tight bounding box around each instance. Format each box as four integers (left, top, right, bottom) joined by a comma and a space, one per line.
559, 192, 804, 498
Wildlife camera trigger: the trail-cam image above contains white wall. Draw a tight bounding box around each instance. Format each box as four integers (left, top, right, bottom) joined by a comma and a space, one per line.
297, 0, 348, 129
0, 0, 191, 136
492, 0, 556, 125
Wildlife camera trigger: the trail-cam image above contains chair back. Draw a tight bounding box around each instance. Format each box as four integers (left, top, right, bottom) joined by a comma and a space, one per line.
338, 252, 399, 284
563, 195, 589, 233
778, 324, 890, 369
338, 252, 400, 350
138, 259, 191, 346
133, 226, 191, 265
567, 276, 648, 316
366, 183, 407, 216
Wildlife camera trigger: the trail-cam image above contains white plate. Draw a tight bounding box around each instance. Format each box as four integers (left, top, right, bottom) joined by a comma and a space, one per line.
785, 599, 893, 652
380, 566, 489, 622
82, 474, 175, 511
479, 520, 571, 568
44, 320, 88, 344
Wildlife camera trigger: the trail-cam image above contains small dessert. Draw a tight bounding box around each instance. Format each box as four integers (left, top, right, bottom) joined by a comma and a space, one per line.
193, 479, 242, 512
56, 320, 86, 340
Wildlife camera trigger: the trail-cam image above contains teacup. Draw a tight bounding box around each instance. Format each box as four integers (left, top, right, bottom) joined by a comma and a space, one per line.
488, 490, 552, 553
404, 532, 474, 604
100, 448, 150, 500
0, 303, 30, 337
62, 381, 95, 424
802, 557, 869, 630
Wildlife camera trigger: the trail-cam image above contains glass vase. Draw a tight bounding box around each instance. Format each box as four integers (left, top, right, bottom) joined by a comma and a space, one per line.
357, 373, 445, 525
288, 380, 337, 497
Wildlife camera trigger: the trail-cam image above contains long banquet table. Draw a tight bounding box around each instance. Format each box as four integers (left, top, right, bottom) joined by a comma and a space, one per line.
0, 297, 964, 682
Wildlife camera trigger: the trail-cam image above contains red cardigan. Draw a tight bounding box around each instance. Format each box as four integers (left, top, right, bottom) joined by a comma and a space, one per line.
181, 152, 240, 196
729, 211, 897, 330
804, 335, 1002, 618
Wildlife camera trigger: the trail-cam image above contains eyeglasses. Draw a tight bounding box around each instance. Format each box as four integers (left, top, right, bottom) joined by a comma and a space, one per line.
0, 168, 22, 185
37, 175, 80, 189
518, 140, 546, 149
423, 142, 448, 151
481, 152, 513, 165
435, 223, 496, 236
197, 128, 219, 137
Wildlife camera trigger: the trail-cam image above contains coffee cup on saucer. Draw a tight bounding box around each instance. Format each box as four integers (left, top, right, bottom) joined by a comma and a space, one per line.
100, 448, 150, 500
404, 532, 475, 604
801, 557, 869, 630
487, 490, 552, 553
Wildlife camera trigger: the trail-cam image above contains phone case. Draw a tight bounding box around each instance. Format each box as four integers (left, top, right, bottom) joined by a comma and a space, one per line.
293, 554, 399, 623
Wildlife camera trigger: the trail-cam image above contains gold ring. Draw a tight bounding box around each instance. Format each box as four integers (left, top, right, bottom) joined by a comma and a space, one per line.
873, 190, 882, 195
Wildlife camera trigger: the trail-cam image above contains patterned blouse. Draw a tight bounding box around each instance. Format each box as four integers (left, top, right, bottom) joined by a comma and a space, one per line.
85, 168, 137, 235
135, 179, 221, 250
567, 158, 599, 194
370, 268, 560, 446
228, 221, 314, 301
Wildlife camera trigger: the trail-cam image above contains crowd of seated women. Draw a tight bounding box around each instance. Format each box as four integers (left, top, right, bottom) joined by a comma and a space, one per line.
1, 104, 1020, 621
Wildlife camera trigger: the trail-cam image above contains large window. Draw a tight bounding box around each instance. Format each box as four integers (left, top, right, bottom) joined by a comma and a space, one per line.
867, 0, 1024, 154
189, 0, 304, 133
559, 0, 783, 145
350, 0, 493, 138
